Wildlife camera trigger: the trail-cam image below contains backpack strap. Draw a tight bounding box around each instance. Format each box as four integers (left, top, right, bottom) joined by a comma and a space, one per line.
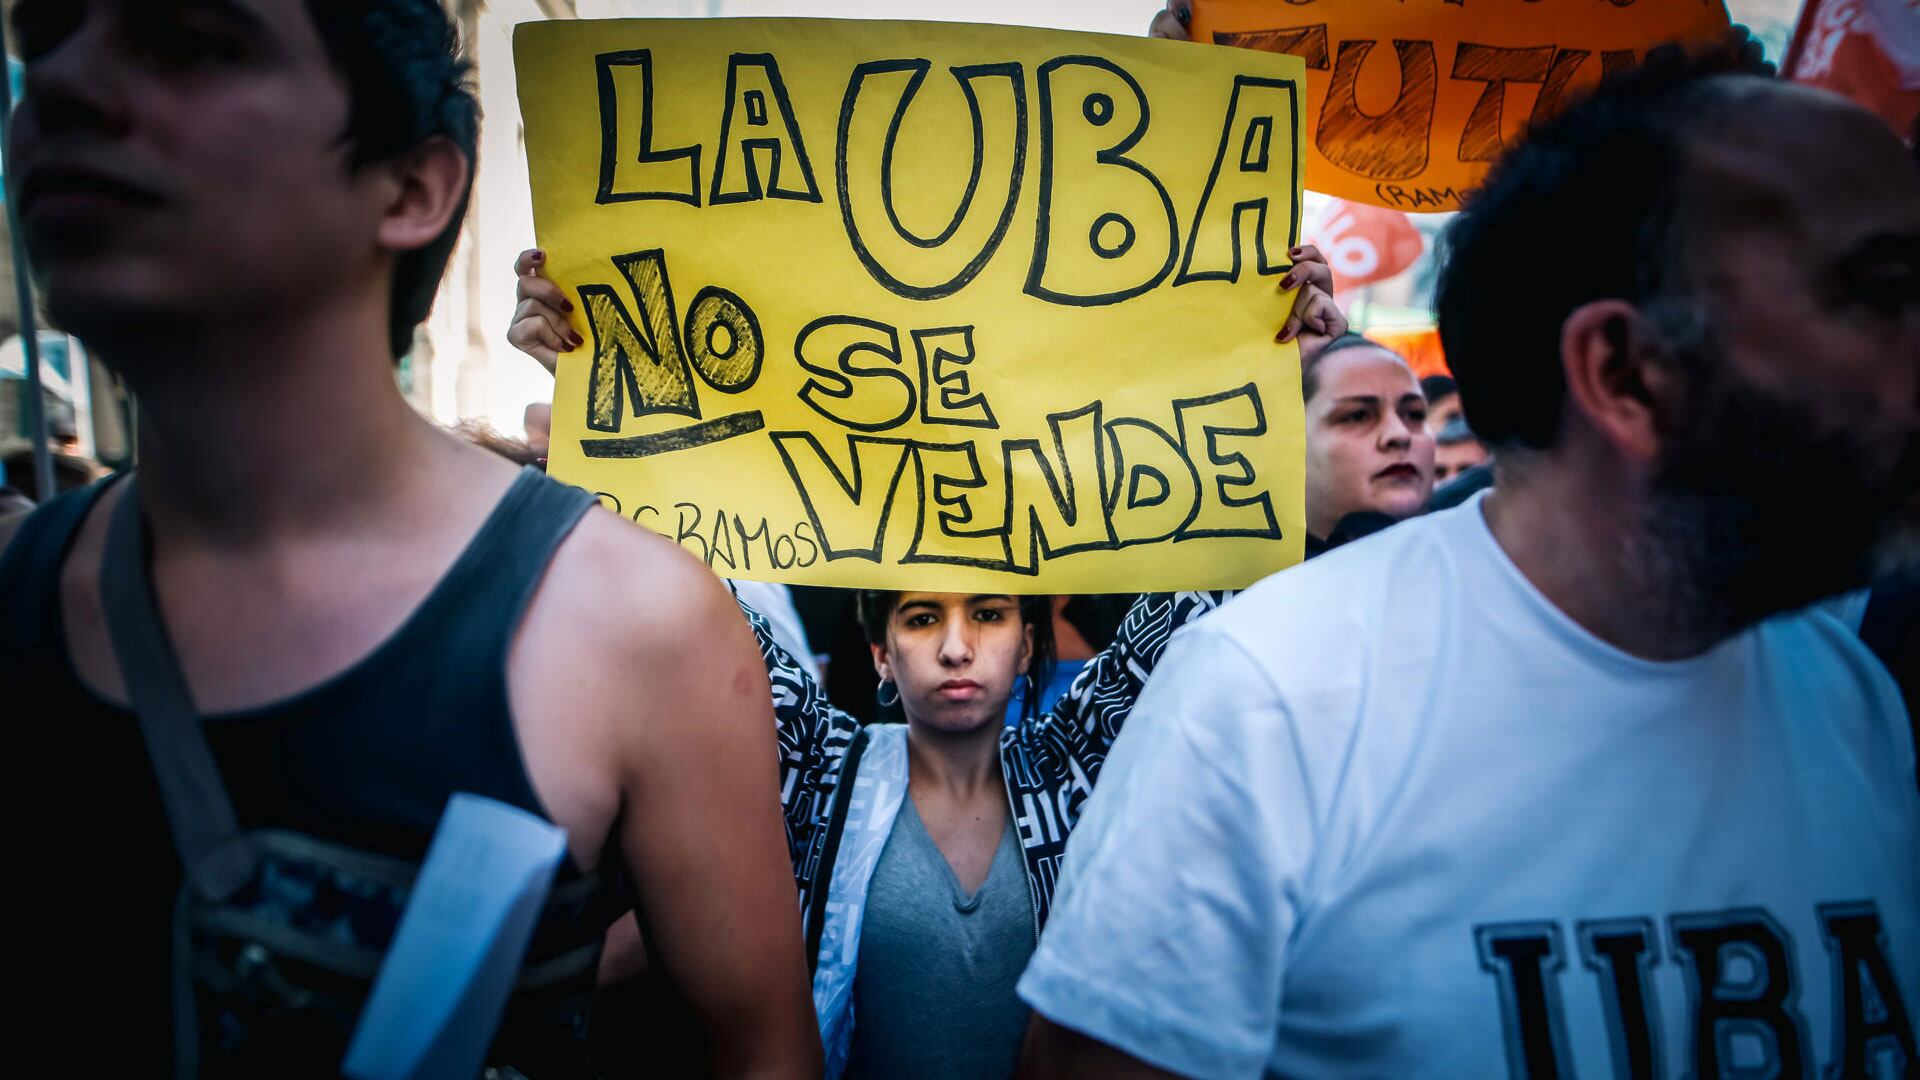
98, 475, 257, 901
0, 477, 118, 651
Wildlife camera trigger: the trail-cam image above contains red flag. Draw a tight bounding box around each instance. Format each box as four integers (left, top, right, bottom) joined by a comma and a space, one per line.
1784, 0, 1920, 141
1301, 199, 1425, 292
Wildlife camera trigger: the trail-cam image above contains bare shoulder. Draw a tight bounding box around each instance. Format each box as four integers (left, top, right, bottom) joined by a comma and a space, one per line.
511, 504, 765, 737
506, 503, 770, 864
541, 506, 745, 665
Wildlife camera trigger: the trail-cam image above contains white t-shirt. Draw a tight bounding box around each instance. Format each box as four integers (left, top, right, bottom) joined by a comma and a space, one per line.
1018, 494, 1919, 1080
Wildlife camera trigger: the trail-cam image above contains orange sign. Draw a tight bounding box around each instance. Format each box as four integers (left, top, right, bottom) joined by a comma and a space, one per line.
1370, 326, 1449, 380
1191, 0, 1731, 211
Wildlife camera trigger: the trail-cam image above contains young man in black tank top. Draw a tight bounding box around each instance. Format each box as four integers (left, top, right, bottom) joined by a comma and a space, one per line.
0, 1, 819, 1075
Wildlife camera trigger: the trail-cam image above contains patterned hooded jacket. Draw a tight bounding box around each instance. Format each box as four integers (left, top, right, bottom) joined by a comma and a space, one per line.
735, 590, 1227, 1075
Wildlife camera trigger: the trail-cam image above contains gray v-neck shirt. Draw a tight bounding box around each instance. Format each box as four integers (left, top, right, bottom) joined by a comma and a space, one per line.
844, 796, 1036, 1080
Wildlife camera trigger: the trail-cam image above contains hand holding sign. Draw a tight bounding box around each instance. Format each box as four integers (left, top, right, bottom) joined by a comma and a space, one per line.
510, 249, 580, 373
1271, 246, 1346, 355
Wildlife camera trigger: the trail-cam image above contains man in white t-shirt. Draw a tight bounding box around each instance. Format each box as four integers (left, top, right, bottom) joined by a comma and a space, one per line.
1015, 46, 1920, 1080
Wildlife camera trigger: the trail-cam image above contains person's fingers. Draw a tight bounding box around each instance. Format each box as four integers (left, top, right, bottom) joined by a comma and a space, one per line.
1289, 245, 1335, 295
510, 308, 571, 355
1322, 295, 1349, 340
1299, 291, 1328, 334
507, 247, 580, 380
515, 272, 574, 315
1296, 286, 1328, 329
1296, 328, 1336, 366
1299, 288, 1348, 339
1147, 2, 1192, 41
1280, 252, 1335, 296
1278, 283, 1349, 352
514, 295, 580, 350
509, 317, 565, 375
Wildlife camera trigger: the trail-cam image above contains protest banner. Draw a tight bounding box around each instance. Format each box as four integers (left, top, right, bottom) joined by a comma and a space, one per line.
1191, 0, 1731, 211
516, 19, 1308, 592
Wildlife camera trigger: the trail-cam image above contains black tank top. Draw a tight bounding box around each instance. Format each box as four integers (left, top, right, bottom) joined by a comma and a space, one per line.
0, 467, 621, 1074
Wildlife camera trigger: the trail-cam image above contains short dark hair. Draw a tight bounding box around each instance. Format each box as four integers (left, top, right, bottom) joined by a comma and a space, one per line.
855, 591, 1058, 722
1419, 374, 1456, 404
302, 0, 479, 361
1434, 42, 1768, 451
1303, 333, 1410, 402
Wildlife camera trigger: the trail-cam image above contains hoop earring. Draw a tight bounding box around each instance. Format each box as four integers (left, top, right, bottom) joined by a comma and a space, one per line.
877, 679, 901, 707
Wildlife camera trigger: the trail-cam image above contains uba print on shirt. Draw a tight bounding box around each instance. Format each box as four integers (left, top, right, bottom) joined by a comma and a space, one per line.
1474, 905, 1912, 1079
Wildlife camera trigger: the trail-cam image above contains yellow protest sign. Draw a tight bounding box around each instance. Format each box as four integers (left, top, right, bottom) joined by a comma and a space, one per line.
516, 19, 1307, 592
1191, 0, 1731, 211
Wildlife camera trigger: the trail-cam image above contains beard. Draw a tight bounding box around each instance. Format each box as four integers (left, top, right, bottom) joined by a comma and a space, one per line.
1637, 357, 1920, 640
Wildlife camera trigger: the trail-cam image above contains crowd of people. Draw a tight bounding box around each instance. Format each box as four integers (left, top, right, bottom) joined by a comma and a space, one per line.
0, 0, 1914, 1078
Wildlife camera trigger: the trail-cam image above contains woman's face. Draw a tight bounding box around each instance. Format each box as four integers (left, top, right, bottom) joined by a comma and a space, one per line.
873, 593, 1032, 736
1305, 348, 1436, 539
